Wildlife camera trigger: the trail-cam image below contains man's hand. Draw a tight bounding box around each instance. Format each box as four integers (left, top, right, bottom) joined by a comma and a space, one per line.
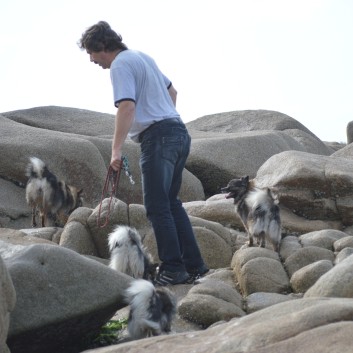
110, 153, 122, 171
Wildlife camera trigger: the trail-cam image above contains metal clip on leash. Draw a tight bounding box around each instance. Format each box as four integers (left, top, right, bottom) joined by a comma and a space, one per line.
122, 155, 135, 185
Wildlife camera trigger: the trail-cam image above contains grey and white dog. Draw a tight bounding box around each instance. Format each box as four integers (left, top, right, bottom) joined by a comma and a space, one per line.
221, 176, 281, 252
25, 157, 83, 227
108, 226, 157, 281
125, 279, 176, 340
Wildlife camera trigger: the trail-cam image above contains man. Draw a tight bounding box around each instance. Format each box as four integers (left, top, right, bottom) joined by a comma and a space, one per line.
79, 21, 208, 285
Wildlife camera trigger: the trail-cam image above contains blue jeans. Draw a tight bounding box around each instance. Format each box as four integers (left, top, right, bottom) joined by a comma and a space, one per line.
139, 118, 205, 273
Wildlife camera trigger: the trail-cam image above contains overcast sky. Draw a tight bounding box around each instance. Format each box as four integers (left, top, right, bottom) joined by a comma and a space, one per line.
1, 0, 352, 142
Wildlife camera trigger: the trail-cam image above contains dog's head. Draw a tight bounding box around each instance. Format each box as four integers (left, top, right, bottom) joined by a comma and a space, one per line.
156, 286, 177, 333
221, 176, 250, 203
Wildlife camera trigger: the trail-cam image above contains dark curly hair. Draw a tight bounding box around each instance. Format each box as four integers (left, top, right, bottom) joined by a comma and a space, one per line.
78, 21, 128, 52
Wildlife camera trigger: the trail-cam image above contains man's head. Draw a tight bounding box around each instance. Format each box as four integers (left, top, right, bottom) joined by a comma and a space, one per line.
78, 21, 127, 69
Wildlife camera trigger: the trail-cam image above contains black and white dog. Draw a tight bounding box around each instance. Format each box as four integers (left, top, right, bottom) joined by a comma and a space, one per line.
222, 176, 281, 252
125, 279, 176, 340
25, 157, 83, 227
108, 226, 158, 281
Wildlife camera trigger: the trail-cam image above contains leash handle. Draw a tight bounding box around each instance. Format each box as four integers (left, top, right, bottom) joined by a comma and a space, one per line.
96, 163, 122, 228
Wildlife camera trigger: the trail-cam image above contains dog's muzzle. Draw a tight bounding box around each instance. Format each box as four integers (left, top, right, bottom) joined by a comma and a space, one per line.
221, 187, 229, 193
221, 187, 234, 199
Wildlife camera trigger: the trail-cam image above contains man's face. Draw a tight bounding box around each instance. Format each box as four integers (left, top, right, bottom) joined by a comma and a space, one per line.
87, 50, 112, 69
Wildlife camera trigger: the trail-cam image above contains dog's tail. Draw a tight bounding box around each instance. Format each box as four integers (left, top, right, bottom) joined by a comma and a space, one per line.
125, 227, 157, 280
108, 226, 143, 252
126, 227, 144, 247
125, 279, 162, 339
26, 157, 47, 179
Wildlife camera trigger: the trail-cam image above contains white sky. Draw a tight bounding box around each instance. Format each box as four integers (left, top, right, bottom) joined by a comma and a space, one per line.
1, 0, 352, 142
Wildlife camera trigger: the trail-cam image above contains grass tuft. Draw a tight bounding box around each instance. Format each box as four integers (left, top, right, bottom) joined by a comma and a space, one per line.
91, 318, 129, 347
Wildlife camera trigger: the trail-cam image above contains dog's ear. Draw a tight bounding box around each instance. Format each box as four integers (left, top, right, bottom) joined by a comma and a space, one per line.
268, 188, 279, 204
241, 176, 249, 185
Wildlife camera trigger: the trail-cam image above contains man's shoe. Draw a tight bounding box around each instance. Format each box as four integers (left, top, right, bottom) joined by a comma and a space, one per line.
155, 269, 190, 286
186, 264, 209, 284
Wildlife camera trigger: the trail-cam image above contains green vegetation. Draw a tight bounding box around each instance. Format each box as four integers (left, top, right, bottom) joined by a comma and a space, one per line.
73, 318, 129, 352
91, 318, 129, 347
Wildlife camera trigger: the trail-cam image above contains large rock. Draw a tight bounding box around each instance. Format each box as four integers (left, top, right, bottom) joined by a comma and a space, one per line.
5, 244, 131, 353
0, 178, 29, 229
187, 110, 332, 153
299, 229, 348, 250
59, 221, 98, 256
2, 106, 116, 137
284, 246, 335, 278
256, 150, 353, 228
0, 114, 107, 206
178, 278, 245, 327
184, 197, 242, 229
245, 292, 299, 314
0, 229, 57, 253
0, 255, 16, 353
331, 140, 353, 159
238, 257, 290, 296
278, 235, 302, 261
185, 110, 333, 196
189, 216, 234, 249
186, 131, 330, 198
305, 253, 353, 298
231, 248, 289, 295
19, 227, 63, 244
290, 260, 333, 293
188, 278, 243, 307
334, 236, 353, 252
81, 298, 353, 353
231, 247, 280, 275
87, 198, 129, 259
279, 206, 341, 235
193, 227, 233, 269
143, 217, 233, 270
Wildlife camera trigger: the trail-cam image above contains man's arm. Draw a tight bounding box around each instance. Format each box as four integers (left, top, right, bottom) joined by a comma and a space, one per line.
168, 84, 177, 107
111, 100, 135, 171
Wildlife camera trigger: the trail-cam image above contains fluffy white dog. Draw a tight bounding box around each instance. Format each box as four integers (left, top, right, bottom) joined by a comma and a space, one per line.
125, 279, 176, 340
108, 225, 157, 281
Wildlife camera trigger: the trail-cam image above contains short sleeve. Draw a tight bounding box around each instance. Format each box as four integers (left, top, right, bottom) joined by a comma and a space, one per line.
162, 73, 172, 89
110, 66, 136, 107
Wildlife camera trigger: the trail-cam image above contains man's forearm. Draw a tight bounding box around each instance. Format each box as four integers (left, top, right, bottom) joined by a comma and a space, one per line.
111, 101, 135, 169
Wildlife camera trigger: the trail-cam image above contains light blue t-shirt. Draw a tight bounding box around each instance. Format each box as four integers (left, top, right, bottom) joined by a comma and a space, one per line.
110, 50, 180, 142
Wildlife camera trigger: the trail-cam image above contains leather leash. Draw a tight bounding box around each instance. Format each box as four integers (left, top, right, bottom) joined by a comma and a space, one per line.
97, 156, 135, 228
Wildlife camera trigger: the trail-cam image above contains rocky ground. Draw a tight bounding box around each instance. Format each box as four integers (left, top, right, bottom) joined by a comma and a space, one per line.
1, 107, 353, 352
